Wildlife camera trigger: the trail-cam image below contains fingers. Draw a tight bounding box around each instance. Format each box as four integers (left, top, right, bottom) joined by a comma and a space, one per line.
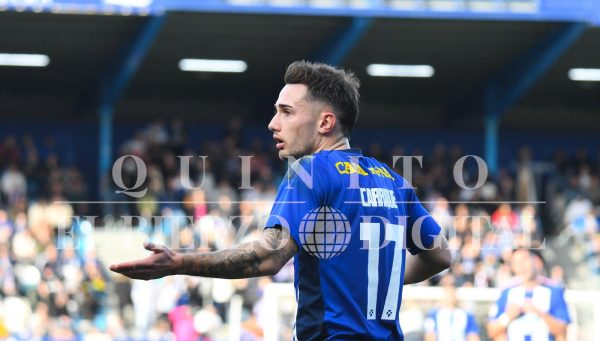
109, 263, 164, 281
109, 260, 149, 273
109, 242, 168, 280
144, 241, 156, 251
110, 261, 141, 275
109, 263, 127, 272
112, 268, 160, 280
110, 243, 157, 273
110, 264, 151, 279
144, 241, 168, 253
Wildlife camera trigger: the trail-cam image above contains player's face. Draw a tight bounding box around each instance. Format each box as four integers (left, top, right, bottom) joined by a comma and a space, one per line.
511, 250, 537, 281
269, 84, 322, 160
441, 287, 458, 308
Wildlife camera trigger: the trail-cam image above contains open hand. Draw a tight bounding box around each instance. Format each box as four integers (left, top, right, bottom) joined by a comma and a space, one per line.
109, 242, 183, 280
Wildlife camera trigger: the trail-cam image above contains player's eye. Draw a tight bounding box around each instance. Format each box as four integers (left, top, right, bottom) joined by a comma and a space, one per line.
274, 108, 292, 116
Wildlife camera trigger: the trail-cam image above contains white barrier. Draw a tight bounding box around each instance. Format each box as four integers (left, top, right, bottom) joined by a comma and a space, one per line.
262, 283, 600, 341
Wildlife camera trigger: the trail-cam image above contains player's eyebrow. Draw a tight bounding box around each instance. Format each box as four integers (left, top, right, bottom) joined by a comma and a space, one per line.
274, 103, 293, 111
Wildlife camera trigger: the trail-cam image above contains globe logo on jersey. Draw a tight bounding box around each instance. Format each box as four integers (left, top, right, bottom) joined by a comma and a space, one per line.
299, 206, 352, 259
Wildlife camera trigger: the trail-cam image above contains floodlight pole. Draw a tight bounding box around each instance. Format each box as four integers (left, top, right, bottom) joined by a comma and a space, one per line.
482, 22, 586, 176
311, 0, 381, 65
98, 14, 166, 215
311, 16, 373, 66
484, 83, 499, 176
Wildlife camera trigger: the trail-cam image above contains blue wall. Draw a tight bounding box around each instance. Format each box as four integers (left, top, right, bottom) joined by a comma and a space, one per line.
1, 120, 598, 199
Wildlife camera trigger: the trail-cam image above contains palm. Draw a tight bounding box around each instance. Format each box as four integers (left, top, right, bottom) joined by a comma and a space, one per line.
109, 242, 180, 280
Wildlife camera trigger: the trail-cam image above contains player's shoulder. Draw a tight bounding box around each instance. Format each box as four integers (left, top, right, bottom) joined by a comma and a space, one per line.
368, 159, 414, 188
291, 153, 332, 179
391, 172, 413, 190
312, 148, 363, 173
498, 277, 564, 293
290, 154, 317, 169
498, 278, 522, 292
281, 155, 320, 187
284, 154, 337, 190
539, 280, 566, 294
538, 276, 565, 289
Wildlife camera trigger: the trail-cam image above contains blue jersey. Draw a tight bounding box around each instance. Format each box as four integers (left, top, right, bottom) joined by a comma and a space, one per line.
266, 149, 442, 340
425, 308, 479, 341
489, 283, 571, 341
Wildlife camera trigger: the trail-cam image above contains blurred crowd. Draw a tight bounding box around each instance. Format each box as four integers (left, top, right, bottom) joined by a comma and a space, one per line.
402, 143, 600, 288
0, 118, 599, 340
0, 134, 108, 340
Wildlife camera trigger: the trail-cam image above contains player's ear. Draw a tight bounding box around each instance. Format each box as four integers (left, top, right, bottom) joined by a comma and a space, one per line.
318, 111, 337, 134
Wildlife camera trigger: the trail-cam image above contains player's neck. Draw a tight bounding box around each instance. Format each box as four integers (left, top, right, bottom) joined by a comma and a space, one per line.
314, 137, 351, 153
522, 278, 539, 289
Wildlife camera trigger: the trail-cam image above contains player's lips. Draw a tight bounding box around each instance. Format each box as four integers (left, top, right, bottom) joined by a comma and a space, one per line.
273, 135, 285, 150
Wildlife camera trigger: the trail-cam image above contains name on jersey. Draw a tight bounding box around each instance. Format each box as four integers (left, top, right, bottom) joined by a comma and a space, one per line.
334, 162, 394, 180
360, 187, 398, 209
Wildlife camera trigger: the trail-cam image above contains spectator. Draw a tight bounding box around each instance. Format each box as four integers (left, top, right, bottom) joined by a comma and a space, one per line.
564, 195, 594, 240
1, 163, 27, 206
514, 147, 538, 204
0, 135, 21, 169
487, 249, 570, 341
424, 286, 480, 341
491, 204, 519, 232
168, 296, 199, 341
2, 125, 600, 339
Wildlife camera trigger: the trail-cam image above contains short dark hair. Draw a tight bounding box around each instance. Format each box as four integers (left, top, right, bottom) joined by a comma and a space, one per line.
284, 61, 360, 137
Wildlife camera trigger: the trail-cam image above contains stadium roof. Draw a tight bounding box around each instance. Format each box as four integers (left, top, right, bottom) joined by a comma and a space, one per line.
0, 1, 599, 133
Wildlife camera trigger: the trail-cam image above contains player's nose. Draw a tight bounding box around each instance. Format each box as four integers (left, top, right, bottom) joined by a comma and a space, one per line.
268, 114, 280, 132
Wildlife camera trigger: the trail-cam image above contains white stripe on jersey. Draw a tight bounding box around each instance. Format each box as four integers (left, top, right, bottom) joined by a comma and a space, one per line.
506, 285, 552, 341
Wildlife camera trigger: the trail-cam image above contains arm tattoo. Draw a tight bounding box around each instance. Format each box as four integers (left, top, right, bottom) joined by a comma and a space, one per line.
179, 227, 298, 279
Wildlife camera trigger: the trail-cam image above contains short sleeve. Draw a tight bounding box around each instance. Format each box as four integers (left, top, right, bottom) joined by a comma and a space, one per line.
265, 157, 324, 247
549, 287, 571, 324
405, 188, 442, 255
489, 289, 508, 320
466, 312, 479, 335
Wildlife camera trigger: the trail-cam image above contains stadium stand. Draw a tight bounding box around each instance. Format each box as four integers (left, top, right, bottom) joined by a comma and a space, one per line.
0, 117, 599, 339
1, 0, 599, 339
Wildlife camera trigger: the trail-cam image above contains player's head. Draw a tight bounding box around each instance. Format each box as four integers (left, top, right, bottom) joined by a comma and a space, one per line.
440, 286, 458, 308
268, 61, 360, 159
511, 249, 541, 282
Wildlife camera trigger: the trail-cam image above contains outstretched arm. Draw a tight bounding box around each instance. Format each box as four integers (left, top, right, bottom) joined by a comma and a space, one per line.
109, 227, 298, 280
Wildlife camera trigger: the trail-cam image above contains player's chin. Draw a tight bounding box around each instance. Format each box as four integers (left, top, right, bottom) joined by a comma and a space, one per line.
277, 150, 289, 160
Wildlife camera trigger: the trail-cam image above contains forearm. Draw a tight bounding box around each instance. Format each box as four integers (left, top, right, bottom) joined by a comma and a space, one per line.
403, 237, 452, 285
178, 241, 275, 279
109, 228, 297, 281
486, 321, 506, 339
177, 227, 298, 279
539, 313, 567, 337
403, 253, 445, 284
